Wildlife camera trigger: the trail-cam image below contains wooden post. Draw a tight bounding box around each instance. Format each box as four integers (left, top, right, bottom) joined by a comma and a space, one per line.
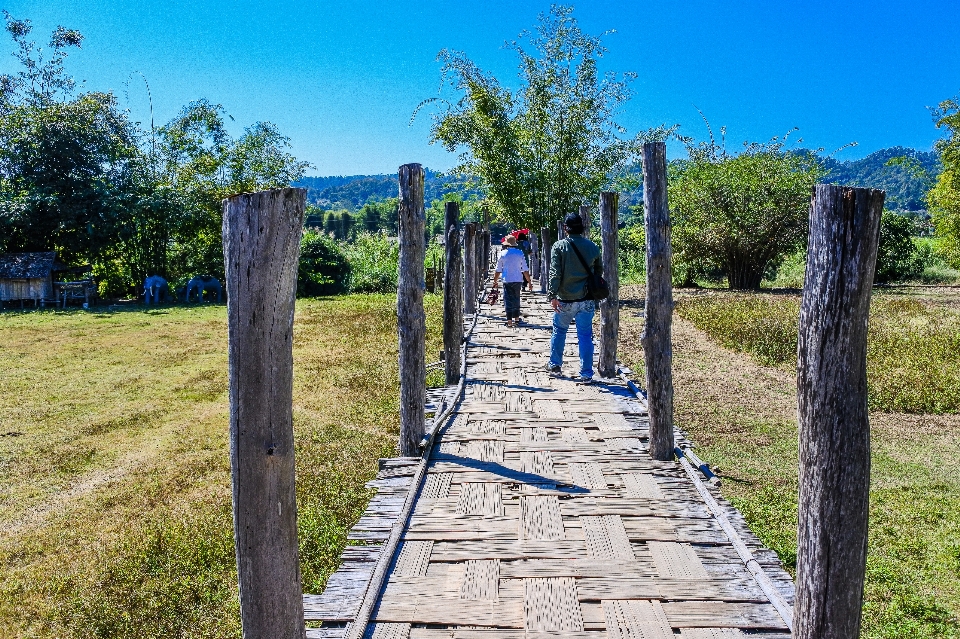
464, 223, 477, 315
443, 201, 463, 385
223, 187, 306, 639
397, 163, 427, 457
641, 142, 674, 461
482, 209, 491, 276
540, 226, 551, 293
556, 219, 565, 242
475, 229, 485, 288
530, 232, 540, 280
579, 204, 591, 238
794, 184, 884, 639
598, 192, 619, 378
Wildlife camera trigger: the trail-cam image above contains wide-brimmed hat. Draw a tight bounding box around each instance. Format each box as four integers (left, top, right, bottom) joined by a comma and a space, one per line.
501, 235, 518, 246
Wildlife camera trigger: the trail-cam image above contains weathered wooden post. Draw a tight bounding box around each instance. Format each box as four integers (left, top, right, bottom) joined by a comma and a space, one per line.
579, 204, 592, 237
475, 228, 485, 289
556, 219, 565, 243
443, 201, 463, 385
641, 142, 674, 461
794, 184, 884, 639
530, 232, 540, 280
598, 192, 619, 378
482, 208, 491, 276
223, 187, 306, 639
464, 223, 477, 315
540, 226, 551, 293
397, 163, 427, 457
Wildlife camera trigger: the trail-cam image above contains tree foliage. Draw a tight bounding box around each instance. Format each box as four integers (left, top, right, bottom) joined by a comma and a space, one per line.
423, 5, 649, 231
875, 211, 923, 283
298, 230, 350, 296
928, 95, 960, 267
669, 134, 823, 289
0, 14, 310, 297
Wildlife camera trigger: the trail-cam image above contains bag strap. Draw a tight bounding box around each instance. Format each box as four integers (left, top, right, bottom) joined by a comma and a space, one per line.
566, 238, 594, 274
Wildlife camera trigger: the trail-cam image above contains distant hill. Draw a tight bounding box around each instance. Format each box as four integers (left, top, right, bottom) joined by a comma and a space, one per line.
820, 146, 940, 211
297, 146, 941, 214
295, 169, 480, 210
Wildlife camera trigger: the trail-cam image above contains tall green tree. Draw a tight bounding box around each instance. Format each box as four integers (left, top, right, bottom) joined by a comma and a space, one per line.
669, 135, 823, 289
928, 95, 960, 267
0, 13, 312, 295
0, 13, 137, 262
422, 5, 648, 231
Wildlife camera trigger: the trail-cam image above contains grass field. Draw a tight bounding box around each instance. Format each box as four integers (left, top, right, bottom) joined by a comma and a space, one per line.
5, 286, 959, 638
0, 295, 443, 639
619, 285, 960, 639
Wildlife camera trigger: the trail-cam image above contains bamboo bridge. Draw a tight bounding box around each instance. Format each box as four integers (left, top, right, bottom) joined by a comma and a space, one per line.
302, 290, 794, 639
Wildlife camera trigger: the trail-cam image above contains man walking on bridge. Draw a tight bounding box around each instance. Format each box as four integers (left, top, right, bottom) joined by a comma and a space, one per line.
547, 212, 602, 382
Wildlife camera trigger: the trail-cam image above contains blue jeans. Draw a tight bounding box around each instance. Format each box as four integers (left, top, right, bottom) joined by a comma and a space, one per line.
549, 299, 595, 377
503, 282, 522, 319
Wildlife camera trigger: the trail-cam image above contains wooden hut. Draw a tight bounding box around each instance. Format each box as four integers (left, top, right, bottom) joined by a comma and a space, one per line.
0, 252, 56, 307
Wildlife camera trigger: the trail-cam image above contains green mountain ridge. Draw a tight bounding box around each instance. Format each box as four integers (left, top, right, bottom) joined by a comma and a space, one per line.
295, 146, 942, 214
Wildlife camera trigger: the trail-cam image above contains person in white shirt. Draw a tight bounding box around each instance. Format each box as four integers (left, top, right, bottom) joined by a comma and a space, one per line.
492, 234, 532, 327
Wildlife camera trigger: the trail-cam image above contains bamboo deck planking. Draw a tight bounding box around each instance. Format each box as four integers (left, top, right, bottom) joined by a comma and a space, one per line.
305, 290, 794, 638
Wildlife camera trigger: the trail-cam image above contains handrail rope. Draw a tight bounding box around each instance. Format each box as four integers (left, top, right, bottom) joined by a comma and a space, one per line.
677, 455, 795, 630
617, 367, 794, 632
343, 292, 484, 639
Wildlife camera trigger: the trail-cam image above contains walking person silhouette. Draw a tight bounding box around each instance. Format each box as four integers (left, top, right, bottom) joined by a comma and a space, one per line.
492, 234, 533, 328
546, 213, 602, 382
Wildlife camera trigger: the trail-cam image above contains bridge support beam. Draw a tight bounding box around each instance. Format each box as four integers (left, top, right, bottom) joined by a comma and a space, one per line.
530, 232, 540, 280
540, 225, 551, 293
443, 201, 463, 385
598, 191, 619, 378
463, 223, 478, 315
795, 184, 884, 639
397, 163, 427, 457
579, 204, 592, 237
641, 141, 675, 461
223, 187, 306, 639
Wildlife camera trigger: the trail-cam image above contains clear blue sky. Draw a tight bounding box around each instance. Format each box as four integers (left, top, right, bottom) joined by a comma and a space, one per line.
4, 0, 959, 176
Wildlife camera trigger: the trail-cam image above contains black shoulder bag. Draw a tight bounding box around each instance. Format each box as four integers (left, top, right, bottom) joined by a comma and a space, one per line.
567, 239, 609, 301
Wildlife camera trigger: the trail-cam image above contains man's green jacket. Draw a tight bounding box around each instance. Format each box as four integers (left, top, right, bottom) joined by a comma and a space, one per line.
548, 234, 602, 301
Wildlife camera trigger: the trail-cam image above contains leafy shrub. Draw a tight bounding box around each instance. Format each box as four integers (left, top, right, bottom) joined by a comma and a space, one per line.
876, 211, 924, 283
342, 232, 399, 293
298, 230, 350, 296
914, 237, 960, 284
677, 294, 960, 413
669, 140, 822, 290
618, 224, 645, 284
764, 250, 806, 289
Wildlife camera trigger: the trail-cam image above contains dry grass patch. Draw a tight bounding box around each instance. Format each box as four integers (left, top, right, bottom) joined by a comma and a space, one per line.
674, 289, 960, 414
619, 285, 960, 638
0, 294, 443, 638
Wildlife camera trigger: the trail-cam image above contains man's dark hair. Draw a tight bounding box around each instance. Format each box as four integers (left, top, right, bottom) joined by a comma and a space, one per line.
564, 212, 584, 234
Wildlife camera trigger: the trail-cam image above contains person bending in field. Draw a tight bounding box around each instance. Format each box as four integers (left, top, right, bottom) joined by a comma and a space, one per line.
547, 212, 602, 382
492, 234, 532, 328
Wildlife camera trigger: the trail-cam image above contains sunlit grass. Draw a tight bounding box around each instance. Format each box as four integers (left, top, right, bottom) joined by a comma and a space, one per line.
620, 287, 960, 638
0, 293, 443, 638
675, 293, 960, 413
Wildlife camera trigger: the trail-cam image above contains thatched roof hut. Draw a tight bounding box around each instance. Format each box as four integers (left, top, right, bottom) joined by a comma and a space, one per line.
0, 252, 57, 303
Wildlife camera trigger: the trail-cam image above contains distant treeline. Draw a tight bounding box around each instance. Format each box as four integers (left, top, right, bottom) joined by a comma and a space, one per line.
298, 146, 941, 220
295, 170, 481, 211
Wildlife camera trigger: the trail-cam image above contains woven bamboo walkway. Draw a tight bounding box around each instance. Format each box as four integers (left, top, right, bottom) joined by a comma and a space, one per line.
304, 288, 795, 639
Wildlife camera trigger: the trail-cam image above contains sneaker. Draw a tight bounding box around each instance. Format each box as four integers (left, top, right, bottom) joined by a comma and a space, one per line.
574, 375, 594, 384
544, 363, 562, 376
